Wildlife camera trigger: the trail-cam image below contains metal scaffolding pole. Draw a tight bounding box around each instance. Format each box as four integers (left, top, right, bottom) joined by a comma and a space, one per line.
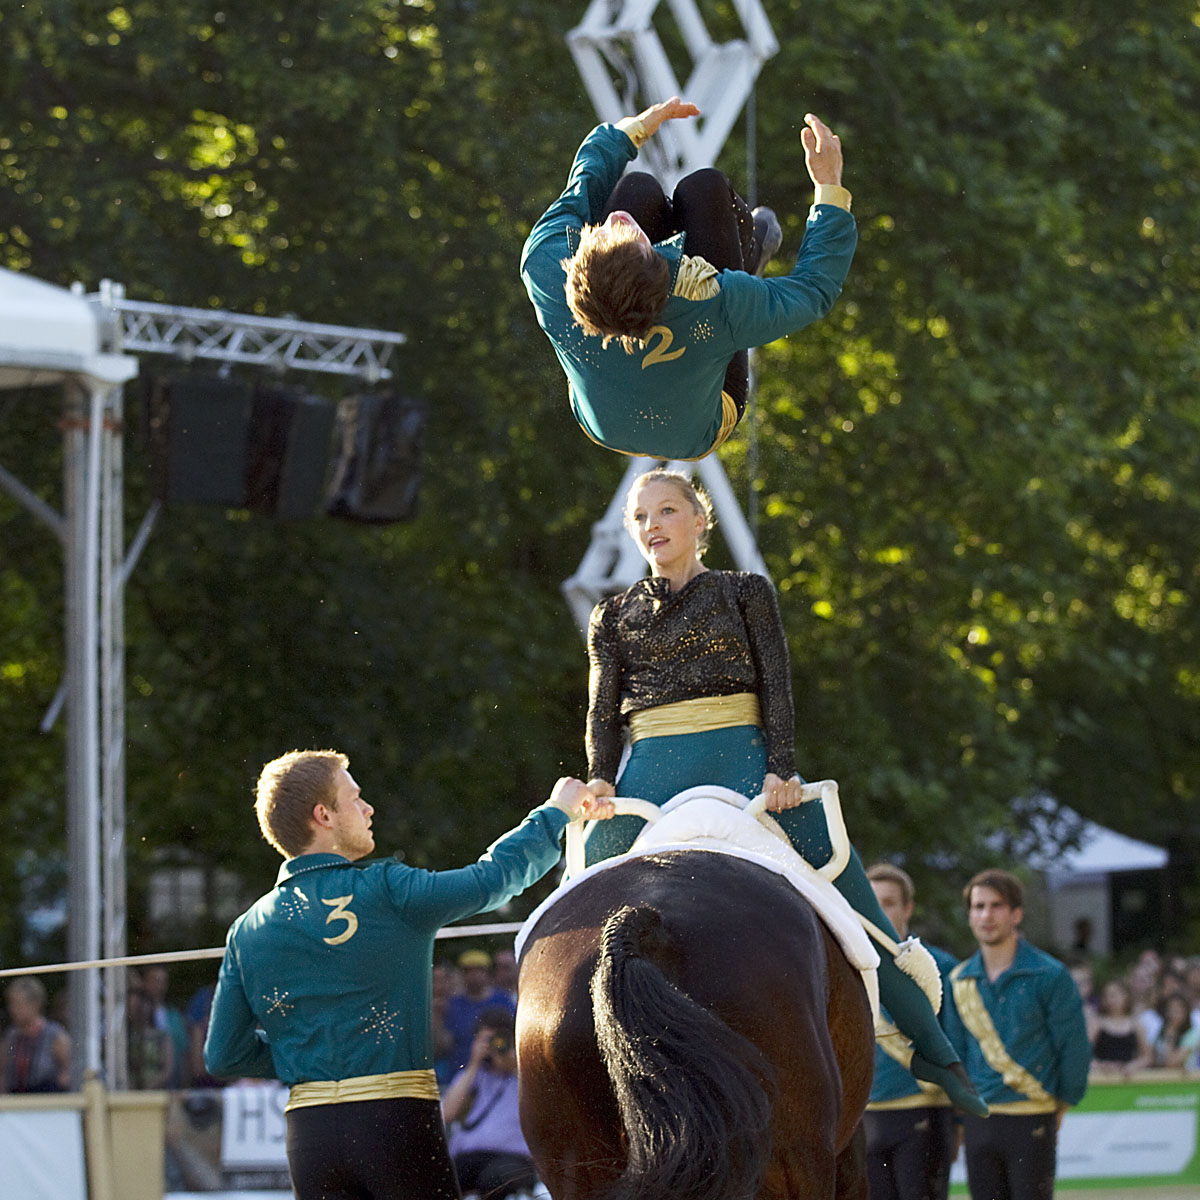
100, 379, 128, 1089
64, 380, 106, 1086
80, 281, 406, 1089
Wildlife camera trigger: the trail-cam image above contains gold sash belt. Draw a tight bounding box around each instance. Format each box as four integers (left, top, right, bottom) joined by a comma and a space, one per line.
866, 1092, 951, 1112
981, 1099, 1060, 1115
287, 1068, 439, 1112
628, 693, 762, 743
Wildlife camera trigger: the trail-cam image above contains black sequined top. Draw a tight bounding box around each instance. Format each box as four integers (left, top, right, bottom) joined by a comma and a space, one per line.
586, 570, 796, 784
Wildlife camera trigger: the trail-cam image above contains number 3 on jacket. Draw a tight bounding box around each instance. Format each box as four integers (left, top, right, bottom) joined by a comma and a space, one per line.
322, 895, 358, 945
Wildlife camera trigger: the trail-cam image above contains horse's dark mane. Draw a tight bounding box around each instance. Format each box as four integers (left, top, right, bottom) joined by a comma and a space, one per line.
590, 903, 777, 1200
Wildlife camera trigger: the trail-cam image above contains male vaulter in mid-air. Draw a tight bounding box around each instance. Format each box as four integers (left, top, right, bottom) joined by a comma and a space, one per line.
521, 97, 856, 460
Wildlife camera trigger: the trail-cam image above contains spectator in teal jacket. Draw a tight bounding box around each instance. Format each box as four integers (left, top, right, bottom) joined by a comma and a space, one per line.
944, 868, 1091, 1200
205, 748, 611, 1200
521, 98, 856, 460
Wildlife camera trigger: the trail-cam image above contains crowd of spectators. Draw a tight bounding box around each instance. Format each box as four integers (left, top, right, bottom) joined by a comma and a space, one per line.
6, 941, 1200, 1101
6, 940, 1200, 1100
1069, 948, 1200, 1076
0, 966, 219, 1094
432, 950, 533, 1200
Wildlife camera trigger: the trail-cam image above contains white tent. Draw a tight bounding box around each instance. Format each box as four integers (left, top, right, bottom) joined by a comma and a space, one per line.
0, 265, 138, 1087
1034, 813, 1168, 957
0, 267, 135, 390
1044, 820, 1168, 884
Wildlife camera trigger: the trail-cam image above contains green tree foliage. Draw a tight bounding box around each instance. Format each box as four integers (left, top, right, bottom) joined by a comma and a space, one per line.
2, 0, 1197, 959
721, 0, 1200, 918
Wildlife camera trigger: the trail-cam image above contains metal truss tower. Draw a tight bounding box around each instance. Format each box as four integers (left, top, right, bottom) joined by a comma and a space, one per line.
568, 0, 778, 190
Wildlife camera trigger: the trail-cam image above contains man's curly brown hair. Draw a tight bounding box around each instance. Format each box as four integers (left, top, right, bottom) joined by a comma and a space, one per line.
562, 223, 672, 353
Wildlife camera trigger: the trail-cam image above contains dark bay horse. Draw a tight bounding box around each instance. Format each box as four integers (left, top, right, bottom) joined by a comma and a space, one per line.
516, 849, 874, 1200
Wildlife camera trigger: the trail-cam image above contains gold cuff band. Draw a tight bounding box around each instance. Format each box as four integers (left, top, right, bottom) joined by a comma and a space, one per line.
616, 116, 649, 149
813, 183, 853, 211
628, 693, 762, 743
286, 1068, 440, 1112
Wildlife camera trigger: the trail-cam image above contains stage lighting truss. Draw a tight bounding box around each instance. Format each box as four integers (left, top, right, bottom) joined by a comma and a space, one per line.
89, 280, 405, 382
568, 0, 779, 188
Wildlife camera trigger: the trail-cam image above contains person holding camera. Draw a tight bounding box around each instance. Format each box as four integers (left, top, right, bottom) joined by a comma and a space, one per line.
442, 1007, 537, 1200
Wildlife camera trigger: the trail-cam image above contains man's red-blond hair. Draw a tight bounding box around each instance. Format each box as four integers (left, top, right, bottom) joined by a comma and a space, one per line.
255, 749, 348, 859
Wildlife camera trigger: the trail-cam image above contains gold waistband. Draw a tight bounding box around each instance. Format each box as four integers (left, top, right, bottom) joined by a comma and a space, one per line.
286, 1068, 440, 1112
628, 693, 762, 743
981, 1099, 1059, 1116
866, 1092, 952, 1112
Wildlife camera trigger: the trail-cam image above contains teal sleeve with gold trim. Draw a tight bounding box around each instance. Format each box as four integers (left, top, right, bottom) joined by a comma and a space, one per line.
718, 204, 857, 350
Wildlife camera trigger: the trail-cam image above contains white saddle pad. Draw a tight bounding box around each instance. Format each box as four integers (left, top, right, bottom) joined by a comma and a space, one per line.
514, 786, 880, 1022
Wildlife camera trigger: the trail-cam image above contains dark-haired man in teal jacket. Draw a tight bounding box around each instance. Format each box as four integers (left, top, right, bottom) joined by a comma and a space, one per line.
945, 868, 1091, 1200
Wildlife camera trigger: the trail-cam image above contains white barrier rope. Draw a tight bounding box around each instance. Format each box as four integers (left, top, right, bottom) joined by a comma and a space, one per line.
0, 921, 525, 980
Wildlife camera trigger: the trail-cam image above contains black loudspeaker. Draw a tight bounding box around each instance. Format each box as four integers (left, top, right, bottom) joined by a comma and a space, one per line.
245, 384, 337, 519
147, 374, 254, 505
325, 392, 425, 524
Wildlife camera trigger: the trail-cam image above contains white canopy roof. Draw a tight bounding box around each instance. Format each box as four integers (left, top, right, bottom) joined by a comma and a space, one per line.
0, 266, 137, 389
1043, 816, 1168, 882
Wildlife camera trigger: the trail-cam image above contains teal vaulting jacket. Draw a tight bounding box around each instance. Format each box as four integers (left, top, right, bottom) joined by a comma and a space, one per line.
521, 122, 858, 460
205, 804, 569, 1086
943, 937, 1092, 1107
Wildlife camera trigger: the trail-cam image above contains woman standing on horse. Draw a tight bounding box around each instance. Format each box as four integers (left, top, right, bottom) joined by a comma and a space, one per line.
583, 467, 986, 1117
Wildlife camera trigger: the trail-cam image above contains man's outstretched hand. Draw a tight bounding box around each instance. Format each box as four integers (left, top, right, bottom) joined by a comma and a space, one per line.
636, 96, 701, 139
801, 113, 843, 187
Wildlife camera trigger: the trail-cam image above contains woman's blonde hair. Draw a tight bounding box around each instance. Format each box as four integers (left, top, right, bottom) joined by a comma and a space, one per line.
255, 750, 349, 858
625, 468, 715, 555
562, 224, 671, 352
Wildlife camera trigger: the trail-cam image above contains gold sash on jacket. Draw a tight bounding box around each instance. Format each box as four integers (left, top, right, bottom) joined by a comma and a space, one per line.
950, 965, 1057, 1114
865, 1033, 950, 1110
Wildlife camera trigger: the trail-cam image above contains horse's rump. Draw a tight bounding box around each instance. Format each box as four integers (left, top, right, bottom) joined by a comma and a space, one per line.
517, 850, 873, 1200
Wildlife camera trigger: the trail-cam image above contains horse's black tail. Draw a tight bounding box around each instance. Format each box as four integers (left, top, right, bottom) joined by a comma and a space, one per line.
591, 904, 776, 1200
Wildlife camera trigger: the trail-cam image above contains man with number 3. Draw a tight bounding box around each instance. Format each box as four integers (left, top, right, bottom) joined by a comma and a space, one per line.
205, 749, 611, 1200
521, 97, 857, 460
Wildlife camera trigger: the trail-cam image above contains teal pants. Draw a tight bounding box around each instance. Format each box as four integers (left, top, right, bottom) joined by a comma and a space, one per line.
584, 725, 958, 1069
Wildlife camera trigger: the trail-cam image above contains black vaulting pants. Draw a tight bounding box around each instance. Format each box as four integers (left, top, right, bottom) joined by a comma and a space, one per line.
961, 1112, 1058, 1200
865, 1106, 955, 1200
286, 1097, 461, 1200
